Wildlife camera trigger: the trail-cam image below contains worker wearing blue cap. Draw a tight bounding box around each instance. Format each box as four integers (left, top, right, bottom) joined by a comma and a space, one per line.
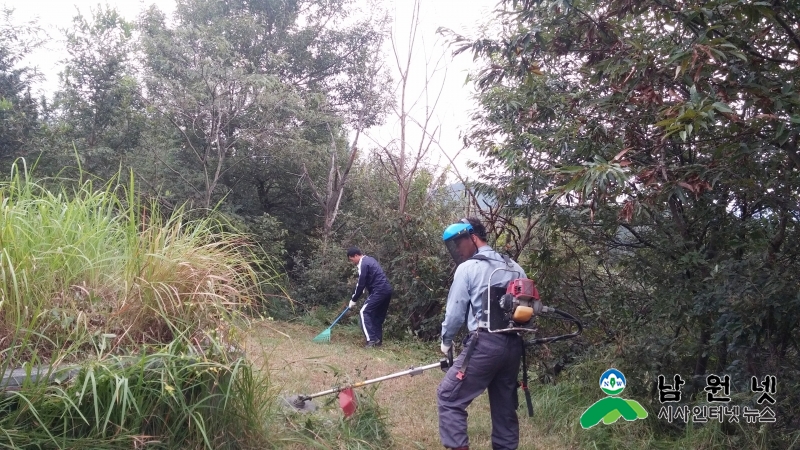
437, 217, 526, 450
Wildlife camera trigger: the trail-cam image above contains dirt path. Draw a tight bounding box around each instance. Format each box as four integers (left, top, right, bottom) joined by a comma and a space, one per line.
245, 319, 568, 450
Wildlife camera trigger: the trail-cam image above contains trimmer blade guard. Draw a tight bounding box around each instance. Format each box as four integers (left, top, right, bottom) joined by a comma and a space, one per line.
339, 388, 357, 417
281, 395, 318, 413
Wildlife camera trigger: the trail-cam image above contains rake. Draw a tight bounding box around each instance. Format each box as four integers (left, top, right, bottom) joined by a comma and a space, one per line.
312, 306, 350, 343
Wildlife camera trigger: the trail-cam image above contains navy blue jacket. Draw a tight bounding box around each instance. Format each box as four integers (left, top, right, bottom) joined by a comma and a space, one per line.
351, 255, 392, 301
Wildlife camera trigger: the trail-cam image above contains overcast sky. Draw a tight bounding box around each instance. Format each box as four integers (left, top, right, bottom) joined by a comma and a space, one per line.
5, 0, 499, 180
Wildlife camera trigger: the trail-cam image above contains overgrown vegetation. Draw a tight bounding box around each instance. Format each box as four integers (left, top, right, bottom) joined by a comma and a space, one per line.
1, 344, 271, 449
0, 161, 267, 362
443, 0, 799, 445
0, 161, 266, 447
0, 163, 393, 449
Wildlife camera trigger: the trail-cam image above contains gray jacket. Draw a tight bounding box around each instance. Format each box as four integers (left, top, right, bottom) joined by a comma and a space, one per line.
440, 245, 526, 347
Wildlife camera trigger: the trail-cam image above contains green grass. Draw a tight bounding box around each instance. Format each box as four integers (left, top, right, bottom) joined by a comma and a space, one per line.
0, 160, 284, 449
0, 341, 275, 449
274, 385, 393, 450
0, 160, 268, 364
0, 161, 389, 450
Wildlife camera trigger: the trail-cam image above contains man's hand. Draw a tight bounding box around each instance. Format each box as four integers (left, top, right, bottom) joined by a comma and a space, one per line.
348, 300, 357, 309
440, 342, 451, 355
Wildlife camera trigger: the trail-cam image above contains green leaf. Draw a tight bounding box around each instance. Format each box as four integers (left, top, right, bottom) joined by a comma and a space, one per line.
712, 102, 733, 113
558, 165, 587, 174
774, 122, 785, 140
654, 118, 673, 127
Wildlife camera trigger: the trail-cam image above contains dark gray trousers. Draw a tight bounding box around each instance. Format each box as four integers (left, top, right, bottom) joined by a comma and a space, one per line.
437, 331, 523, 450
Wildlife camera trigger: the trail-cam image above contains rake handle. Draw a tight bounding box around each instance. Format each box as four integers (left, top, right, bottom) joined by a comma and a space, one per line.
328, 306, 350, 329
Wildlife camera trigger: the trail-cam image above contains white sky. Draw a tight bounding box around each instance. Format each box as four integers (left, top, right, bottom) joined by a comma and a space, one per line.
5, 0, 499, 180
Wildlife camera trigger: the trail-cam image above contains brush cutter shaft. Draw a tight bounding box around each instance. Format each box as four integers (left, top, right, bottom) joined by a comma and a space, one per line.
351, 362, 442, 387
300, 361, 442, 401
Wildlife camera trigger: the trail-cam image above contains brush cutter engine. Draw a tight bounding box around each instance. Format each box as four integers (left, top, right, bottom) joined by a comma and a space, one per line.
498, 278, 541, 327
486, 274, 543, 334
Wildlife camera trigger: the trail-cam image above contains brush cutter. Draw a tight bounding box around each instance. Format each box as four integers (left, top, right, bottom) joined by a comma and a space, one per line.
312, 306, 350, 343
285, 349, 453, 416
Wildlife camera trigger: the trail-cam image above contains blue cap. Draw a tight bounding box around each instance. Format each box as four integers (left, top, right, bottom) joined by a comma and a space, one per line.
442, 222, 472, 242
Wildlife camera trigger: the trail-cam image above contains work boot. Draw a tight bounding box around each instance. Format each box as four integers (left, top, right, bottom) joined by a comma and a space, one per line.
365, 340, 382, 348
446, 447, 469, 450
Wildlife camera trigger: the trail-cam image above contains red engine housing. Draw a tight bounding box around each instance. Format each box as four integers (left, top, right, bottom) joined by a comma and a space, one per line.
505, 278, 539, 301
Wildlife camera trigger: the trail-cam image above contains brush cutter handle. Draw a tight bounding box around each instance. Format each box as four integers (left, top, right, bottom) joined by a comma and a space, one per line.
440, 347, 453, 372
524, 307, 583, 346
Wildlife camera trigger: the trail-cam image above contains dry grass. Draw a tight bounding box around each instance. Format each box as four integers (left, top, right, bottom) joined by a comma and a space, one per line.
245, 319, 573, 450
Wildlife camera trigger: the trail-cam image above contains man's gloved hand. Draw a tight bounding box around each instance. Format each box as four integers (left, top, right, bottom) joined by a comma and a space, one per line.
440, 342, 451, 355
348, 300, 357, 309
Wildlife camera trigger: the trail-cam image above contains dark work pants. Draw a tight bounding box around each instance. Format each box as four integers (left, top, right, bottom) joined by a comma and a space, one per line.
437, 331, 523, 450
359, 292, 391, 342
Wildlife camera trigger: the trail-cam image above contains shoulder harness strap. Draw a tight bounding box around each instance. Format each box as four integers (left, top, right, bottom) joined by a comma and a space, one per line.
470, 253, 512, 266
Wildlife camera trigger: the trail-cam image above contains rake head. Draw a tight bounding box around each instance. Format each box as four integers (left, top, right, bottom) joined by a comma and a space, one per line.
313, 306, 349, 343
312, 328, 332, 343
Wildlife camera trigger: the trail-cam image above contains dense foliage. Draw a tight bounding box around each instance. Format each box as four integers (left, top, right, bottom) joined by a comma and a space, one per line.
0, 9, 41, 162
1, 0, 464, 335
448, 0, 800, 442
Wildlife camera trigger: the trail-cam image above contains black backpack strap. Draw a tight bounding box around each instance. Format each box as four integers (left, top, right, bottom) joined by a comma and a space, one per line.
465, 254, 491, 325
